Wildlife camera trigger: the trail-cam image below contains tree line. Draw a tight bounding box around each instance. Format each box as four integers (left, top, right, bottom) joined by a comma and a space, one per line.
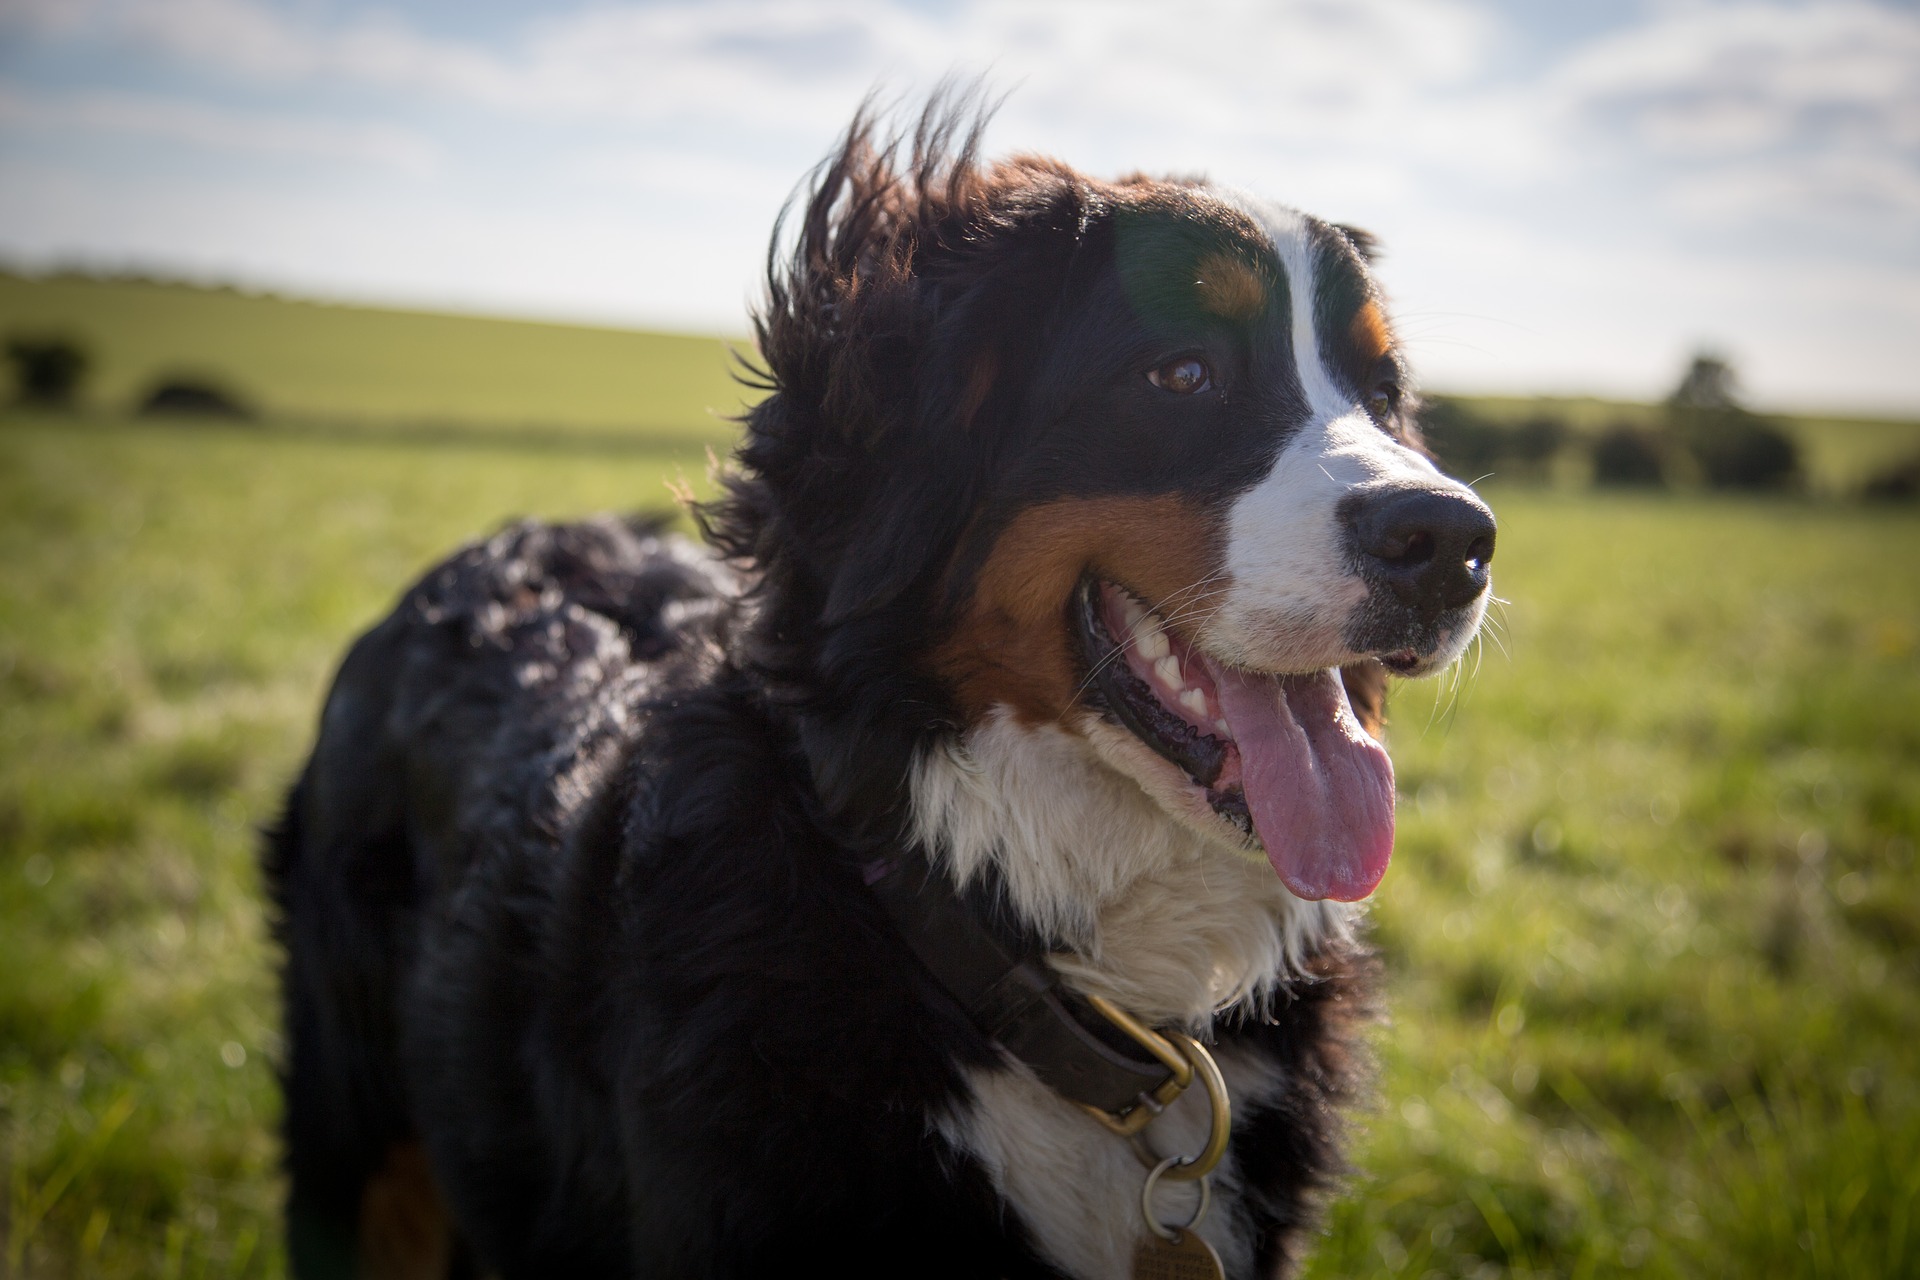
5, 333, 1915, 501
1419, 354, 1916, 501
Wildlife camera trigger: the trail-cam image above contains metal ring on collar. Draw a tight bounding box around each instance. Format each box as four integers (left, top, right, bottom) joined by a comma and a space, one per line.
1140, 1155, 1212, 1242
1153, 1032, 1229, 1182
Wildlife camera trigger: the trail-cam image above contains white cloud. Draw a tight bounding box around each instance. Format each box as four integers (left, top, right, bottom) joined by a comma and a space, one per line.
0, 82, 439, 172
1544, 2, 1920, 228
1554, 1, 1920, 154
16, 0, 1501, 139
2, 0, 1917, 408
52, 0, 1912, 231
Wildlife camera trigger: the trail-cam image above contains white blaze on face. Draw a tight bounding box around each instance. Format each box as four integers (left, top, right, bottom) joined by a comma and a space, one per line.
1200, 194, 1465, 673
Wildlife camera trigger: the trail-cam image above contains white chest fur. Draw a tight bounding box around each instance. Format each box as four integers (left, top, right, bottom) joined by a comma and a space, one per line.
910, 712, 1359, 1277
939, 1047, 1283, 1279
909, 712, 1355, 1022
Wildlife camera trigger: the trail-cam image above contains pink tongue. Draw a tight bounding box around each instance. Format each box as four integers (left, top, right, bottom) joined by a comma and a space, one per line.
1210, 664, 1396, 902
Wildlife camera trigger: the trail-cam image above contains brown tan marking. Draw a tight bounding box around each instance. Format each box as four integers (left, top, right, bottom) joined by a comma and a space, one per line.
358, 1140, 454, 1280
1339, 659, 1389, 742
933, 495, 1225, 725
1195, 250, 1267, 321
1348, 299, 1392, 366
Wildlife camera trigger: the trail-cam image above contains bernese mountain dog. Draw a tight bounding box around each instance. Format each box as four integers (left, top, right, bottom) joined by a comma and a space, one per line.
268, 100, 1495, 1280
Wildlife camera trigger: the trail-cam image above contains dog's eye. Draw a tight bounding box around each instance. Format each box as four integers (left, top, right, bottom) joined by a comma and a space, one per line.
1367, 380, 1401, 419
1147, 357, 1211, 395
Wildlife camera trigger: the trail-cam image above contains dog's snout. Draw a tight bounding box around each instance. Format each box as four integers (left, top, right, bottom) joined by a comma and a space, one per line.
1347, 486, 1496, 613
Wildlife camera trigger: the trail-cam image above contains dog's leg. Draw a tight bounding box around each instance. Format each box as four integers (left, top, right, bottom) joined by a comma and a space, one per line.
358, 1141, 458, 1280
272, 777, 378, 1279
271, 709, 451, 1279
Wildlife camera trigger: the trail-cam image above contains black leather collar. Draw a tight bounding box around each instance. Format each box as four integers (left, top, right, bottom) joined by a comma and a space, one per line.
867, 849, 1181, 1117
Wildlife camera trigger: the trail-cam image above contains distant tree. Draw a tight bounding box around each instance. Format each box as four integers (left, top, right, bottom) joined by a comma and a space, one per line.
5, 334, 90, 408
1591, 424, 1668, 487
1662, 351, 1801, 491
138, 376, 254, 421
1681, 413, 1800, 490
1860, 453, 1920, 502
1667, 352, 1742, 411
1508, 415, 1569, 477
1417, 397, 1506, 480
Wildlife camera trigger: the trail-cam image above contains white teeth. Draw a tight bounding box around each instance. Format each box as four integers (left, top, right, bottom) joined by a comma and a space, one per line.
1154, 655, 1183, 688
1120, 595, 1170, 660
1180, 688, 1208, 717
1214, 718, 1232, 736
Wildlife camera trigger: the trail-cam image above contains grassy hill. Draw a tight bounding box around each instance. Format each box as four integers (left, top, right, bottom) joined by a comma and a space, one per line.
0, 271, 749, 441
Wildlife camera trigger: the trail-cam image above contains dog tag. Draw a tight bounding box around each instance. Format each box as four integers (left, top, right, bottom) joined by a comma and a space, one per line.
1133, 1228, 1225, 1280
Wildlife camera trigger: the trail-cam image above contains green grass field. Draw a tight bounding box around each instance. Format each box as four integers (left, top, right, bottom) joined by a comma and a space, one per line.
4, 415, 1916, 1279
0, 411, 717, 1278
2, 279, 1918, 1277
1, 271, 745, 439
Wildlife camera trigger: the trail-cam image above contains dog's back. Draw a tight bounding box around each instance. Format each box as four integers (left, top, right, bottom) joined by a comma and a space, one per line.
271, 510, 1089, 1279
267, 515, 730, 1275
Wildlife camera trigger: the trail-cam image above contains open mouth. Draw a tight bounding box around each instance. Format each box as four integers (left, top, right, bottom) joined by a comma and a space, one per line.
1377, 648, 1422, 675
1076, 579, 1397, 902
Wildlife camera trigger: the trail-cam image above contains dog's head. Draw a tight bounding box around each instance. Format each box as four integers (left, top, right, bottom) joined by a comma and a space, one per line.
707, 102, 1494, 904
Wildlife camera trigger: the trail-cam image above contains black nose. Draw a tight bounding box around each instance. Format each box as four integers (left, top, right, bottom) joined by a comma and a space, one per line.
1346, 486, 1497, 614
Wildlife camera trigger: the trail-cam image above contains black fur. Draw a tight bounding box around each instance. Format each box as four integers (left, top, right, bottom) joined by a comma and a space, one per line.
270, 99, 1374, 1279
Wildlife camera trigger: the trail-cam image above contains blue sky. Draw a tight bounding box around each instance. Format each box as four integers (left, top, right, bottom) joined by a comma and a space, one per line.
1, 0, 1916, 411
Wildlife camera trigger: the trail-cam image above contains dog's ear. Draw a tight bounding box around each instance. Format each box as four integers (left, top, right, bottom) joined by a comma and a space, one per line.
816, 287, 1030, 627
822, 481, 968, 625
817, 171, 1090, 627
735, 96, 1086, 629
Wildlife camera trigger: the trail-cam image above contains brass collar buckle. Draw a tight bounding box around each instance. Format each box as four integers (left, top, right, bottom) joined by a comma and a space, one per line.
1077, 995, 1231, 1182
